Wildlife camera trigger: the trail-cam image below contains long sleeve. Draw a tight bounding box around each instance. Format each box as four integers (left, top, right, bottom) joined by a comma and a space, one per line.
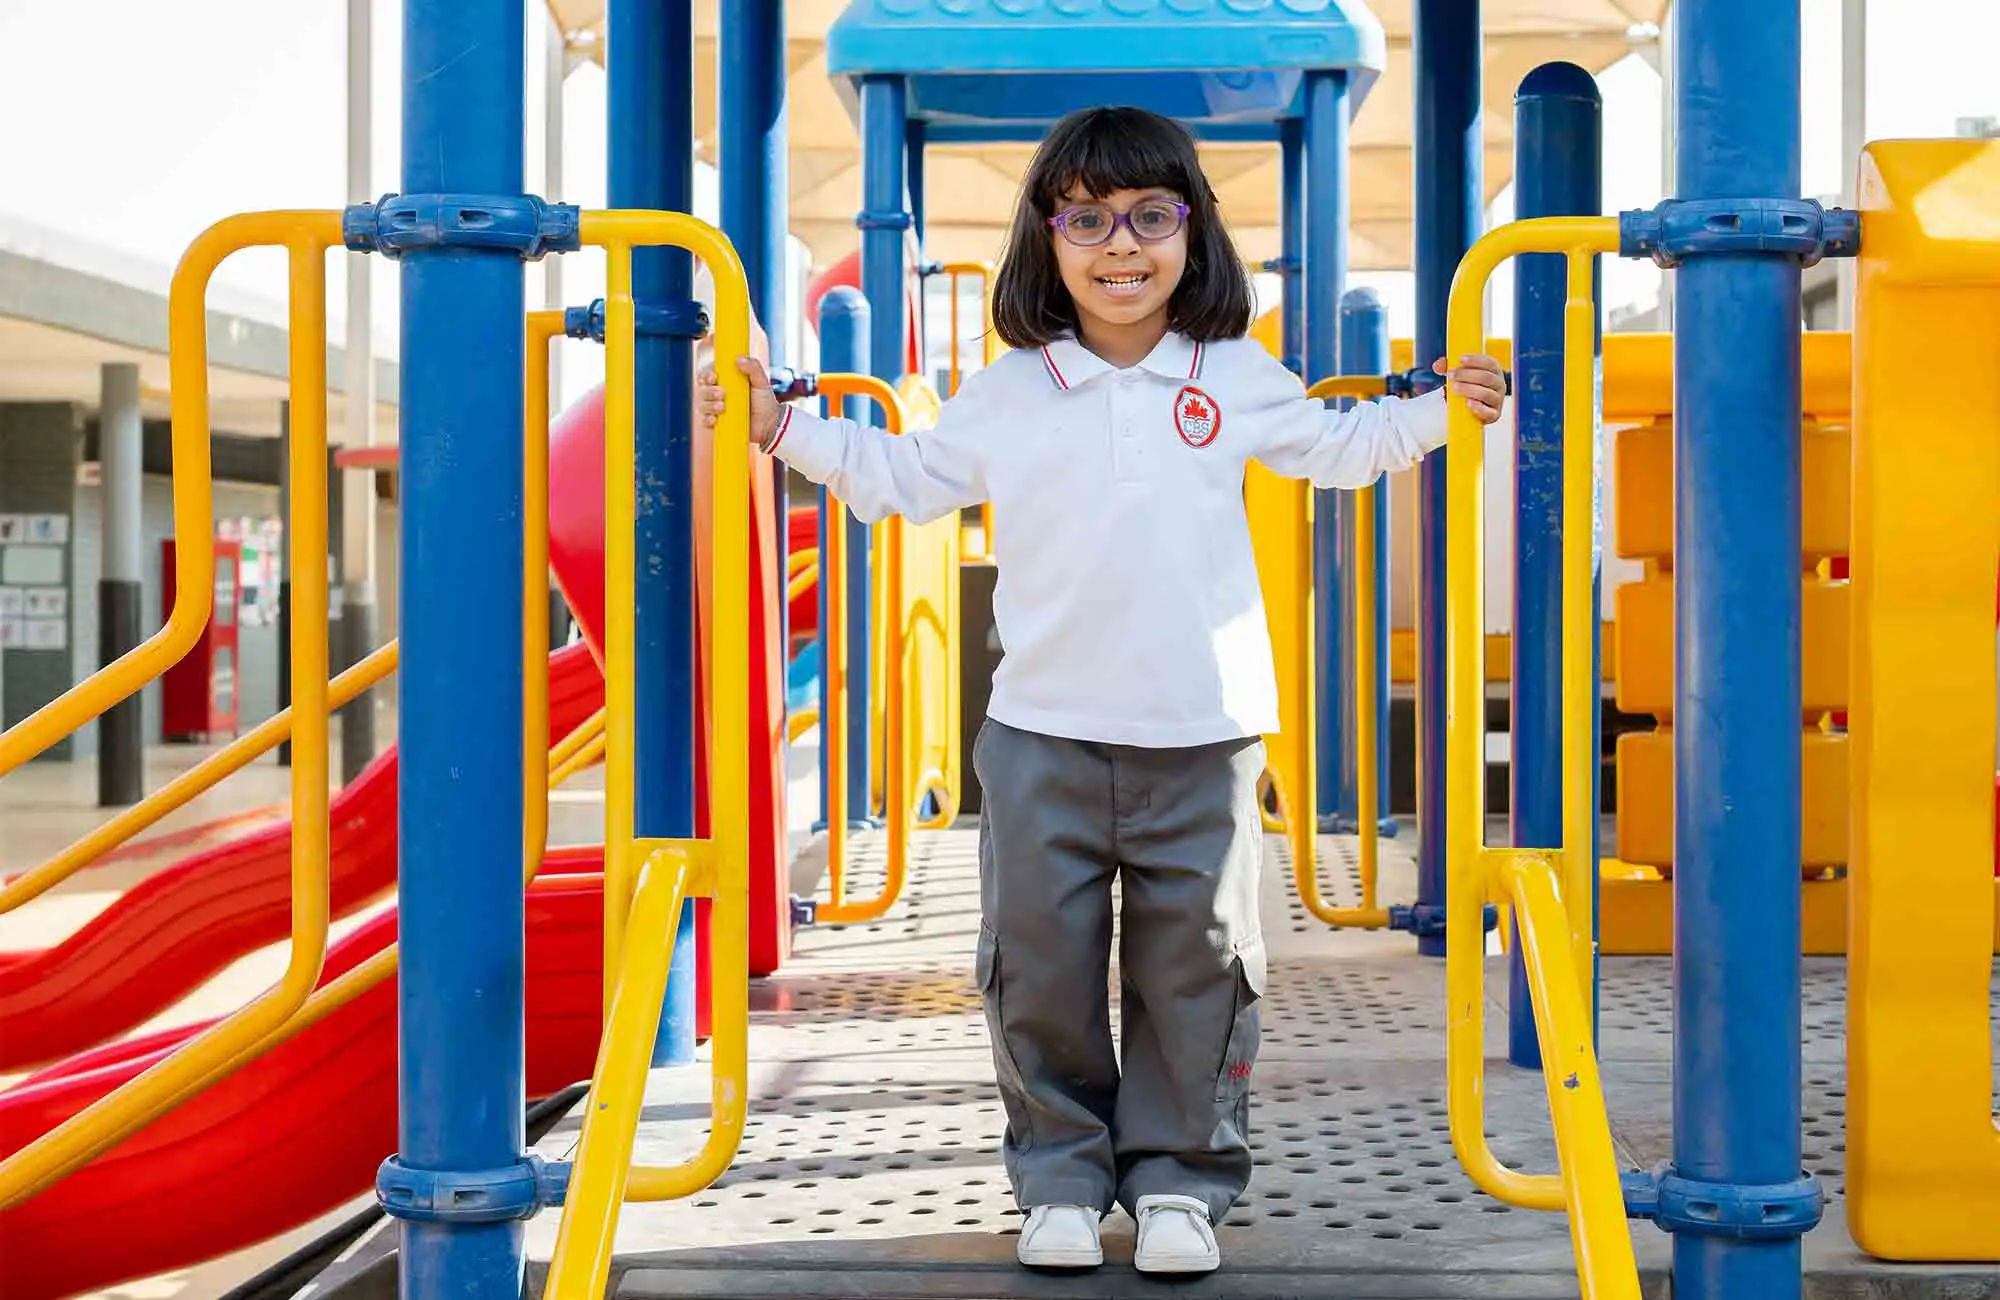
768, 369, 996, 525
1234, 345, 1450, 489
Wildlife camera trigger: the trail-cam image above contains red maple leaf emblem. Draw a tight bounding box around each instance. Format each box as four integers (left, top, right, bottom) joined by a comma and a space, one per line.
1182, 395, 1210, 420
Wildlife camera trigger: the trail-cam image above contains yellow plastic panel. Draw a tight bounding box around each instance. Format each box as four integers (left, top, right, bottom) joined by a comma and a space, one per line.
1611, 419, 1673, 563
1611, 578, 1673, 719
1612, 417, 1850, 565
1845, 137, 2000, 1263
1247, 461, 1309, 829
1614, 576, 1848, 718
1616, 729, 1848, 871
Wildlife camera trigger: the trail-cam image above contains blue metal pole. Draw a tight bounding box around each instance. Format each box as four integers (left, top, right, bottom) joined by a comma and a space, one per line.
856, 75, 907, 819
818, 290, 871, 829
391, 1, 527, 1294
1278, 118, 1305, 377
1507, 61, 1603, 1071
1671, 0, 1806, 1294
1302, 74, 1350, 833
721, 0, 790, 635
611, 0, 699, 1067
1412, 0, 1480, 957
1337, 287, 1396, 839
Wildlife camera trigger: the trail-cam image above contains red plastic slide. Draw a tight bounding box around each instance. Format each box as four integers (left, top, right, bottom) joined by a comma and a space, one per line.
0, 641, 608, 1073
0, 852, 608, 1300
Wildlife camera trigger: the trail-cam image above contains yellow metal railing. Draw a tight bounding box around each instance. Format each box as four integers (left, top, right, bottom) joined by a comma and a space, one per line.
1268, 375, 1397, 929
0, 213, 339, 1209
813, 372, 911, 926
1442, 215, 1636, 1300
542, 212, 753, 1300
939, 261, 998, 558
0, 302, 581, 1210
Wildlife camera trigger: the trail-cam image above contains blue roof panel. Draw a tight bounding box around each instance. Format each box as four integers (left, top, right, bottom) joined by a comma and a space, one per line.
825, 0, 1386, 138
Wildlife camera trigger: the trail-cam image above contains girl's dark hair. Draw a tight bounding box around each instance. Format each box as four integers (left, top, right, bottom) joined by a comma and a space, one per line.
990, 106, 1254, 350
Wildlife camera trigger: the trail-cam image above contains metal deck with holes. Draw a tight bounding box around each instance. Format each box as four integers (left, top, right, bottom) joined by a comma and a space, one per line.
520, 827, 2000, 1300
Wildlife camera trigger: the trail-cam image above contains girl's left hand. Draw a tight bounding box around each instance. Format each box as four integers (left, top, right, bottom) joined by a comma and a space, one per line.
1435, 354, 1508, 424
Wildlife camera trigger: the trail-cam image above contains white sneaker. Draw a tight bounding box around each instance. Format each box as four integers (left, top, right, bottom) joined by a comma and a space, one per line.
1015, 1203, 1103, 1269
1133, 1194, 1221, 1275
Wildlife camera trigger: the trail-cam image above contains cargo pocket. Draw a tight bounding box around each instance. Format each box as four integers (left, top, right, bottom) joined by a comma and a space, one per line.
1213, 934, 1268, 1102
976, 921, 1034, 1145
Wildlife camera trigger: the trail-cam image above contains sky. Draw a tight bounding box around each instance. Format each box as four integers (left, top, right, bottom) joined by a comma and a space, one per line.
0, 0, 1995, 408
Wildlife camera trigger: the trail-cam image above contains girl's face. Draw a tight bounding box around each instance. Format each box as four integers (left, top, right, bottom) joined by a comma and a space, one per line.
1048, 185, 1188, 338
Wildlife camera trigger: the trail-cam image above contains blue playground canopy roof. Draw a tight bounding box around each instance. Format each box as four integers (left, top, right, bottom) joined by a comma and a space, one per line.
825, 0, 1387, 145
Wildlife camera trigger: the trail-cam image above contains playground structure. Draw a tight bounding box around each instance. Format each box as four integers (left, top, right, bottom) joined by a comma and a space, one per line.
0, 2, 1997, 1300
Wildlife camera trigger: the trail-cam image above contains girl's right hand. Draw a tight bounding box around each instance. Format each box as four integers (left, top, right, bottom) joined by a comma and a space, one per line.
698, 355, 783, 448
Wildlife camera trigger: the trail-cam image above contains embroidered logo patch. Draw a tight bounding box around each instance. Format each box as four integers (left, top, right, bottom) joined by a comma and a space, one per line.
1173, 386, 1220, 448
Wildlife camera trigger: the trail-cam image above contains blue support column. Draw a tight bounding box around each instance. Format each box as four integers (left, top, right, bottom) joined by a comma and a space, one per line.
1277, 118, 1305, 377
1411, 0, 1481, 957
388, 1, 528, 1294
855, 75, 908, 819
721, 0, 790, 632
611, 0, 699, 1066
1668, 0, 1809, 1293
1302, 72, 1350, 833
818, 290, 872, 828
1337, 287, 1396, 839
1508, 61, 1603, 1070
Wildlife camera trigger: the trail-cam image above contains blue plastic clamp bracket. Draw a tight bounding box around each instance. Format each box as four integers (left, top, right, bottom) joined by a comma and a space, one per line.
1618, 198, 1861, 269
1387, 366, 1513, 400
1622, 1165, 1825, 1239
375, 1152, 566, 1223
1262, 255, 1302, 275
343, 193, 581, 261
1388, 903, 1498, 937
561, 298, 711, 343
768, 368, 817, 402
854, 209, 913, 232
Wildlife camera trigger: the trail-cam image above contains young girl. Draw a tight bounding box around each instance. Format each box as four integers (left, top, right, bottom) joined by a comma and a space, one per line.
699, 105, 1506, 1277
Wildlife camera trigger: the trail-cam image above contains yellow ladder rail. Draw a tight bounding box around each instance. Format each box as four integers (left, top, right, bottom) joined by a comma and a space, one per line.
543, 211, 754, 1300
1274, 374, 1396, 929
0, 302, 575, 1209
812, 372, 911, 927
1441, 215, 1638, 1300
0, 212, 340, 1210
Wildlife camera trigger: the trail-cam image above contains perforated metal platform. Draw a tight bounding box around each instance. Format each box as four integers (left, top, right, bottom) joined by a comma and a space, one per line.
516, 828, 2000, 1300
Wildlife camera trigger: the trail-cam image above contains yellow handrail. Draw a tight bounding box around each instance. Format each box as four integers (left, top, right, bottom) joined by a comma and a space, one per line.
1443, 215, 1636, 1300
812, 372, 910, 927
1275, 374, 1394, 929
0, 302, 574, 1209
939, 261, 997, 557
543, 211, 753, 1300
0, 213, 340, 1210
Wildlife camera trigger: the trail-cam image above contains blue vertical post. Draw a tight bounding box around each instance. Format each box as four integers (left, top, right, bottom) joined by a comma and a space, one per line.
1276, 119, 1305, 379
908, 119, 928, 365
856, 75, 907, 819
1303, 69, 1349, 835
721, 0, 790, 632
1508, 62, 1603, 1070
1670, 0, 1808, 1294
1411, 0, 1481, 957
818, 290, 872, 827
389, 0, 527, 1294
611, 0, 699, 1066
1337, 287, 1395, 838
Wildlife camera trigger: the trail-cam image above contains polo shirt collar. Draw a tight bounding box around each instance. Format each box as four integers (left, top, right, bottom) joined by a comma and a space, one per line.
1040, 331, 1206, 391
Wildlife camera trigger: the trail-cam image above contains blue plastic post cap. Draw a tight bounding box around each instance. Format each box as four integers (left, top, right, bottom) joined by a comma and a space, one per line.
1515, 60, 1602, 105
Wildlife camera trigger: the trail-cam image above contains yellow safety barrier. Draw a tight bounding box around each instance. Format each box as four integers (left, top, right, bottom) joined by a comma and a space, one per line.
1845, 138, 2000, 1262
891, 375, 962, 832
543, 212, 753, 1300
0, 303, 578, 1209
814, 372, 911, 926
1443, 215, 1637, 1300
940, 261, 998, 557
0, 212, 339, 1210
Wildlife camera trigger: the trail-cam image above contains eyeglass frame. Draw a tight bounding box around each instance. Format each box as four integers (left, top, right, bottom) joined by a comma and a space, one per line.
1044, 198, 1191, 248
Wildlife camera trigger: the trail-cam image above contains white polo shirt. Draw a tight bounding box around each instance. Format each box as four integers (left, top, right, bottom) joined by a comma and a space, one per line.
770, 330, 1448, 748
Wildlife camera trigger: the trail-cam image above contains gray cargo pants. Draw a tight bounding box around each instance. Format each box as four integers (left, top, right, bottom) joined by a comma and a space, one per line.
971, 718, 1267, 1223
